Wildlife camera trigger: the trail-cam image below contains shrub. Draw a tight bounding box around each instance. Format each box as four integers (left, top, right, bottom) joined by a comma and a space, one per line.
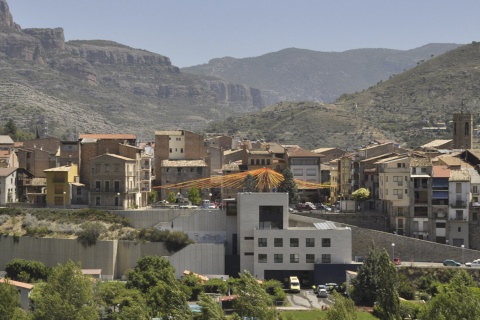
138, 228, 169, 242
399, 300, 422, 319
165, 231, 194, 253
77, 222, 107, 246
0, 214, 9, 225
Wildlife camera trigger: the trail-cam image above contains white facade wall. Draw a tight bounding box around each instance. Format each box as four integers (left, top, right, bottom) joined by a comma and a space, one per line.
237, 193, 289, 274
448, 180, 470, 220
169, 134, 185, 160
0, 170, 16, 205
291, 164, 320, 183
253, 227, 352, 279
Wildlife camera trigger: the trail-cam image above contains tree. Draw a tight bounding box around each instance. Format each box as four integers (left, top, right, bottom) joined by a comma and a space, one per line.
0, 279, 28, 320
148, 191, 157, 204
242, 174, 258, 192
31, 260, 98, 320
96, 281, 149, 319
418, 271, 480, 319
326, 291, 358, 320
167, 191, 177, 203
188, 187, 202, 205
233, 271, 276, 320
277, 168, 300, 204
5, 258, 49, 282
126, 256, 191, 319
197, 293, 225, 320
351, 188, 370, 211
373, 249, 400, 320
3, 119, 18, 137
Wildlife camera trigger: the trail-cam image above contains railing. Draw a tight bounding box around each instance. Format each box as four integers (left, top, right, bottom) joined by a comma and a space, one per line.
450, 201, 467, 208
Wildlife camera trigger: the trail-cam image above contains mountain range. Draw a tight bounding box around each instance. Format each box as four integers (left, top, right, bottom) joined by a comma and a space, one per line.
0, 0, 470, 147
207, 42, 480, 150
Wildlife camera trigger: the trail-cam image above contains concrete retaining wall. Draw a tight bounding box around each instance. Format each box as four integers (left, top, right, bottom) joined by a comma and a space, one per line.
0, 236, 225, 280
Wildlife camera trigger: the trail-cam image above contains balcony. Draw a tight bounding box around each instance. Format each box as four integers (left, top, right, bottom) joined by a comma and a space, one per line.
450, 200, 467, 208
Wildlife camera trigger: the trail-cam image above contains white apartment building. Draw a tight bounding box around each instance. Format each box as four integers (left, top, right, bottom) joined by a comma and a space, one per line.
0, 167, 17, 205
448, 169, 470, 247
376, 155, 410, 218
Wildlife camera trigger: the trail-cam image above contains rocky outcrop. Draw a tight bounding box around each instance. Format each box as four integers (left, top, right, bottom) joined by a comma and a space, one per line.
66, 41, 176, 69
23, 28, 65, 51
0, 0, 20, 30
208, 81, 264, 109
0, 32, 45, 62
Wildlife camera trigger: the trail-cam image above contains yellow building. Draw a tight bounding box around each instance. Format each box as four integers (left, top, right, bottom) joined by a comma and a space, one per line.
44, 164, 79, 208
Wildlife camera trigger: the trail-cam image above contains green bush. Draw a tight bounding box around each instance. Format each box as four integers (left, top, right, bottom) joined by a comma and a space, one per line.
165, 231, 194, 253
77, 222, 106, 246
399, 300, 422, 319
5, 258, 49, 282
138, 228, 169, 242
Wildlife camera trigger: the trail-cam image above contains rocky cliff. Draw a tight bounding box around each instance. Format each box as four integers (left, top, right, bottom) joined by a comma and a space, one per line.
0, 0, 264, 138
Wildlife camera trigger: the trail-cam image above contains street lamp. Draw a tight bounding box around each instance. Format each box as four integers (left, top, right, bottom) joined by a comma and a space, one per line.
117, 192, 120, 210
391, 243, 395, 259
63, 191, 66, 209
461, 244, 465, 263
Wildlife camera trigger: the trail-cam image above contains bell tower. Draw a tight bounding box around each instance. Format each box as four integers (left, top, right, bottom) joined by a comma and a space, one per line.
452, 110, 473, 150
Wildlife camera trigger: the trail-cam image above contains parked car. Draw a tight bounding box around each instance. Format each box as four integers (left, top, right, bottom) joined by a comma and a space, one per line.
313, 284, 327, 294
393, 258, 401, 265
315, 204, 332, 212
465, 259, 480, 267
317, 288, 328, 298
443, 259, 461, 267
325, 283, 339, 292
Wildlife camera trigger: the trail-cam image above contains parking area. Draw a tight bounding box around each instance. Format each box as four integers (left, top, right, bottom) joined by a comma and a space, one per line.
282, 289, 334, 310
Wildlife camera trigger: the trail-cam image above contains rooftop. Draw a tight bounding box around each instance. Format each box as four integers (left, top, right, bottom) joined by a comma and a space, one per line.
161, 159, 207, 167
79, 134, 136, 140
450, 169, 470, 182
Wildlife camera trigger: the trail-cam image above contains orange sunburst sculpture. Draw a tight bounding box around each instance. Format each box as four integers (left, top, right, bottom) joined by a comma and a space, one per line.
153, 167, 329, 191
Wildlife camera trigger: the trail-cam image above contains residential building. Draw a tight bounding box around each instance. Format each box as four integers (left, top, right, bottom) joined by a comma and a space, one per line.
448, 169, 470, 247
89, 153, 141, 209
18, 137, 60, 177
376, 155, 411, 233
337, 154, 354, 200
286, 146, 322, 184
0, 135, 18, 168
154, 130, 209, 200
44, 163, 79, 208
0, 167, 17, 205
79, 134, 137, 188
431, 166, 450, 244
409, 157, 433, 240
311, 147, 346, 165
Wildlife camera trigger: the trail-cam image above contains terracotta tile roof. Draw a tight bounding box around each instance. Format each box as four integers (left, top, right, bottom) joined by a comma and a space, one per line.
411, 158, 432, 167
248, 150, 271, 155
438, 155, 469, 168
31, 178, 46, 186
432, 166, 450, 178
79, 134, 136, 140
311, 147, 335, 153
0, 150, 11, 158
286, 147, 321, 158
0, 278, 34, 290
161, 160, 207, 167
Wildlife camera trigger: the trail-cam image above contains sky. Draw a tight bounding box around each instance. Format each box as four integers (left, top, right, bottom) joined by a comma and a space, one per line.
7, 0, 480, 68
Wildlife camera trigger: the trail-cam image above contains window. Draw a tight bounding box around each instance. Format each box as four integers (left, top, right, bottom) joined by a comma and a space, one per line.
244, 252, 254, 256
306, 238, 315, 247
456, 183, 462, 193
290, 254, 299, 263
258, 238, 267, 247
322, 238, 331, 247
290, 238, 299, 247
321, 254, 331, 263
181, 148, 183, 153
274, 254, 283, 263
474, 186, 478, 194
76, 187, 82, 195
306, 169, 316, 176
293, 169, 303, 176
95, 197, 100, 206
244, 237, 254, 240
306, 254, 315, 263
274, 238, 283, 247
105, 164, 110, 172
258, 254, 267, 263
169, 148, 172, 153
267, 159, 271, 165
256, 159, 260, 165
250, 159, 254, 165
105, 181, 110, 192
114, 164, 119, 172
95, 181, 101, 191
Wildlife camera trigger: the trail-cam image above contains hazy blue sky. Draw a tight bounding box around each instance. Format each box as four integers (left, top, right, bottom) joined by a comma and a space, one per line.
8, 0, 480, 67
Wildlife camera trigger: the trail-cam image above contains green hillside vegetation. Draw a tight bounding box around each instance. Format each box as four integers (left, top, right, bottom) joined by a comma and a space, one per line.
207, 42, 480, 149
